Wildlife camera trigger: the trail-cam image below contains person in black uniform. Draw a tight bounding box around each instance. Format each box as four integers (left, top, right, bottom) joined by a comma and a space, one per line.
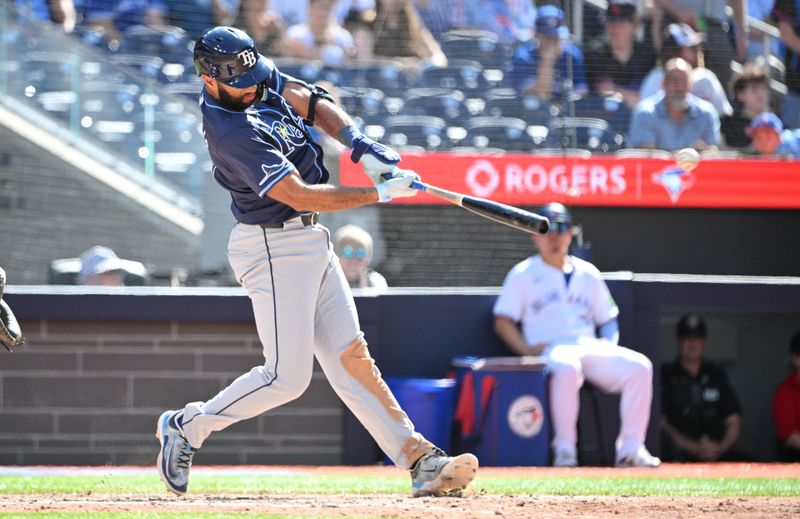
660, 313, 749, 461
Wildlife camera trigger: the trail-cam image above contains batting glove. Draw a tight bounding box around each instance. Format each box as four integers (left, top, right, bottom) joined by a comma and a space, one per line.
340, 126, 401, 186
375, 170, 420, 202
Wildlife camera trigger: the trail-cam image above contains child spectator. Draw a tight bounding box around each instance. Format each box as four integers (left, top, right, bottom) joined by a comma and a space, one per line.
333, 224, 388, 291
722, 64, 772, 148
747, 111, 800, 158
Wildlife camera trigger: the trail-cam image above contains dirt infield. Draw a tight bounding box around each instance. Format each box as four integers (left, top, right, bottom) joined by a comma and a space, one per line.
2, 464, 800, 518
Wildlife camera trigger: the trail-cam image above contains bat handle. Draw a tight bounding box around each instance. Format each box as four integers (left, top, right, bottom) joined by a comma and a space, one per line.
380, 172, 427, 192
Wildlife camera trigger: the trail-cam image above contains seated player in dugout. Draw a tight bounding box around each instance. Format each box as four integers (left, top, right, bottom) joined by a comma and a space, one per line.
154, 26, 477, 498
493, 202, 660, 468
661, 313, 750, 462
772, 329, 800, 462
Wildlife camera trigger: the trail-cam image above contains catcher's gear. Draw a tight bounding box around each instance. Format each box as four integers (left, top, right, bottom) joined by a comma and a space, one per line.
0, 267, 24, 352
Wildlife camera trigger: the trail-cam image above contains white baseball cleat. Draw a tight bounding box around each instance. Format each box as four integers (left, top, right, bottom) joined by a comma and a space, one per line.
553, 447, 578, 467
156, 410, 197, 496
615, 446, 661, 468
410, 447, 479, 497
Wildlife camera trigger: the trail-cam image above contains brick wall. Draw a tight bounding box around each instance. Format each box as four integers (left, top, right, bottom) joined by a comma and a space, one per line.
0, 319, 343, 465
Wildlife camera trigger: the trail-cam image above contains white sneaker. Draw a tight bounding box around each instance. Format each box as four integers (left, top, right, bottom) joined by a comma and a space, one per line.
553, 448, 578, 467
410, 447, 479, 497
616, 446, 661, 468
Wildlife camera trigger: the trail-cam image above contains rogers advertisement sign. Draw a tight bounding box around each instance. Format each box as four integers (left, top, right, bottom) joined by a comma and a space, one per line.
339, 153, 800, 209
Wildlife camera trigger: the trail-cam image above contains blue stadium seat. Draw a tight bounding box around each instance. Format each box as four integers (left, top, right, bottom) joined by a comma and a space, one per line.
400, 88, 470, 126
14, 51, 76, 94
483, 88, 559, 125
273, 58, 324, 84
465, 116, 537, 152
544, 117, 625, 154
109, 54, 166, 81
418, 60, 490, 94
332, 59, 409, 94
336, 87, 389, 124
441, 30, 512, 72
571, 95, 632, 136
382, 115, 448, 150
119, 25, 192, 65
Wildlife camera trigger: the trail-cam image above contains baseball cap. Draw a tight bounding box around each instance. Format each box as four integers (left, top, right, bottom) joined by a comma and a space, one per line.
748, 112, 783, 133
665, 23, 705, 48
676, 313, 706, 339
79, 246, 125, 284
606, 0, 637, 21
538, 202, 572, 234
536, 5, 569, 39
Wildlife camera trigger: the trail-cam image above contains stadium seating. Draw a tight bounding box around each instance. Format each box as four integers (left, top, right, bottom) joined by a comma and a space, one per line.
419, 59, 490, 94
465, 116, 538, 152
333, 59, 409, 95
401, 88, 470, 126
382, 115, 448, 150
336, 87, 390, 125
483, 89, 559, 125
273, 58, 325, 84
570, 95, 632, 136
118, 25, 192, 66
441, 30, 512, 72
544, 117, 625, 154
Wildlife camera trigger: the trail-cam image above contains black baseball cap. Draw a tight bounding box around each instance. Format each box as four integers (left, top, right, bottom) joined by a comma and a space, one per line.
676, 313, 706, 339
539, 202, 572, 234
606, 1, 637, 21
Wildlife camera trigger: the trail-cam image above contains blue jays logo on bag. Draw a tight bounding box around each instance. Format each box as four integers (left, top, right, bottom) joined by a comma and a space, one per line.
507, 395, 544, 438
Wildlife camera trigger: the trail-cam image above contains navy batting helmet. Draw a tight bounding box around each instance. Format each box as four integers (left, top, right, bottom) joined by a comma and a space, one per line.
193, 26, 272, 88
538, 203, 572, 233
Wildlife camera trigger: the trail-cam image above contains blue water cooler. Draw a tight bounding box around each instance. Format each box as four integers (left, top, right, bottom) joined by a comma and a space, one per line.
384, 377, 457, 464
452, 356, 550, 466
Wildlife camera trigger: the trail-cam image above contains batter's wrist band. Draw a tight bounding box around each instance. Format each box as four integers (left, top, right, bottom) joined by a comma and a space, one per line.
338, 125, 362, 148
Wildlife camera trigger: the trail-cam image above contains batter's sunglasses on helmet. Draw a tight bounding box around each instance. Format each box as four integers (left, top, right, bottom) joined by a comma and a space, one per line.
341, 246, 368, 260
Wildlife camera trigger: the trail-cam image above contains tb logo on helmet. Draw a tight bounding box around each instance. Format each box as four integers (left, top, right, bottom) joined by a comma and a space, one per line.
238, 49, 257, 69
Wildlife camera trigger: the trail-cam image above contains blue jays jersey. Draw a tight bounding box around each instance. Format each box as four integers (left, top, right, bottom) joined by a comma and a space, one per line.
200, 71, 329, 225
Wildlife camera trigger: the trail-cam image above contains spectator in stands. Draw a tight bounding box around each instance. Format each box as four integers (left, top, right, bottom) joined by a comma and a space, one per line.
283, 0, 357, 67
772, 0, 800, 129
168, 0, 239, 41
15, 0, 76, 32
233, 0, 285, 54
722, 64, 772, 148
508, 5, 588, 102
333, 224, 388, 291
79, 0, 168, 43
411, 0, 452, 42
629, 58, 721, 151
585, 0, 657, 109
78, 245, 127, 286
654, 0, 748, 90
661, 313, 748, 462
773, 329, 800, 462
640, 23, 733, 117
747, 111, 800, 157
460, 0, 537, 44
747, 0, 781, 58
493, 202, 660, 468
367, 0, 447, 66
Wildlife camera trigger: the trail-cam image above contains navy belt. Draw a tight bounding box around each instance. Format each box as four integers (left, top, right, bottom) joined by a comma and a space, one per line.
259, 212, 319, 229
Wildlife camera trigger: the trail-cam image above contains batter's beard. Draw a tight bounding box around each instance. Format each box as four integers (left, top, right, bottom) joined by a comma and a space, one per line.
216, 88, 255, 111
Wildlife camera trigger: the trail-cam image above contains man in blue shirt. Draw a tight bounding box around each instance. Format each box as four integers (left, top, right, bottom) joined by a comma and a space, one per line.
748, 112, 800, 159
628, 58, 720, 151
507, 5, 588, 101
154, 26, 478, 499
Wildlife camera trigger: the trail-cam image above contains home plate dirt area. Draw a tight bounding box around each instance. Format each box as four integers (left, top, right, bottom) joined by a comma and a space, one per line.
2, 464, 799, 518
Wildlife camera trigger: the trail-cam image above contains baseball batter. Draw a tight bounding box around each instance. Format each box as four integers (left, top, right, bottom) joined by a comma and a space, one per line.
155, 26, 477, 497
493, 203, 660, 468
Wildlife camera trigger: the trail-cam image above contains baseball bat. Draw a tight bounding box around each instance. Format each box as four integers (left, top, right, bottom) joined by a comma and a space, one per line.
411, 180, 550, 235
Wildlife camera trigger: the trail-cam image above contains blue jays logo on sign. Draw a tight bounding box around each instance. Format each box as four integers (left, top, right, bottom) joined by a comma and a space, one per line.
507, 395, 544, 438
652, 166, 696, 204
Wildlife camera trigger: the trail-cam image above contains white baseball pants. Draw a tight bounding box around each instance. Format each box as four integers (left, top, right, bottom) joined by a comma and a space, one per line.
178, 218, 432, 468
546, 338, 653, 459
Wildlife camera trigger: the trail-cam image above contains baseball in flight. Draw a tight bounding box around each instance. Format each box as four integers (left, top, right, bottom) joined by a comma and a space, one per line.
675, 148, 700, 171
